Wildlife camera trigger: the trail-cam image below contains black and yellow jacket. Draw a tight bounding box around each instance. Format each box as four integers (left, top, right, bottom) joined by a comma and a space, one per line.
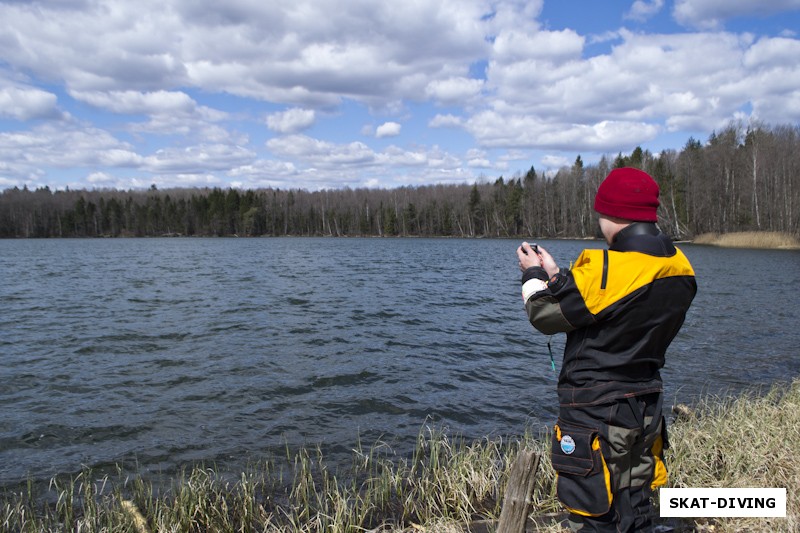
522, 223, 696, 407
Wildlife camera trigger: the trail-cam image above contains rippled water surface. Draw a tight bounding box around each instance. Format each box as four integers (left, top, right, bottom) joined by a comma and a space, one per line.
1, 237, 799, 486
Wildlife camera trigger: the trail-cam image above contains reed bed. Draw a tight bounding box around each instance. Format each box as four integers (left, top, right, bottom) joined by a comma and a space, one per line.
693, 231, 800, 249
1, 426, 555, 533
3, 379, 799, 532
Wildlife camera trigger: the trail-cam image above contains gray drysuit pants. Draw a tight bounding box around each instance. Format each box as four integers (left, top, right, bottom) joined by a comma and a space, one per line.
552, 392, 667, 533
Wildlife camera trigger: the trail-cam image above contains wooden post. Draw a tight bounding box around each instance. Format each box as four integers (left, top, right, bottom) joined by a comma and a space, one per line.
497, 450, 540, 533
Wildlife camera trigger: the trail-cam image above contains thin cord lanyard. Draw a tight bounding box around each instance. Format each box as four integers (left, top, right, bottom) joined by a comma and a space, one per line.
547, 336, 556, 371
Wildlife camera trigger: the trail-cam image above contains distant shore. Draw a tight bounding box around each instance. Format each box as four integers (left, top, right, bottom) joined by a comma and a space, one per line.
692, 231, 800, 249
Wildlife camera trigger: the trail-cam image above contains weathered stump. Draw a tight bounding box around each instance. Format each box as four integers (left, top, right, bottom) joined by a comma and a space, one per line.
497, 449, 540, 533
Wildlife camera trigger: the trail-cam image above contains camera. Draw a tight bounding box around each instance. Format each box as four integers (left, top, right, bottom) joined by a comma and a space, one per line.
522, 243, 539, 255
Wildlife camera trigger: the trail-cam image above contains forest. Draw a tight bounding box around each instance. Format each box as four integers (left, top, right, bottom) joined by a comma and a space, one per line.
1, 121, 798, 239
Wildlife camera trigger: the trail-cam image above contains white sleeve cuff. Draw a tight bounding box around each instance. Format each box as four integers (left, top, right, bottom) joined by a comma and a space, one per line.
522, 278, 548, 301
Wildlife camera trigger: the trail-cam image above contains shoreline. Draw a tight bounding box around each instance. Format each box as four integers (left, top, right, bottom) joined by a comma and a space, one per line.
3, 379, 798, 532
691, 231, 800, 250
3, 229, 799, 248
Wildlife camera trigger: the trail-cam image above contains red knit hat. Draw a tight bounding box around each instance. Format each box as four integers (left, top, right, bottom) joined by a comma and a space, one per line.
593, 167, 660, 222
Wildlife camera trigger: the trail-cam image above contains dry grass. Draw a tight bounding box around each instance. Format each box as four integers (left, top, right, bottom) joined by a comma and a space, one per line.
0, 427, 550, 533
3, 380, 800, 532
693, 231, 800, 249
664, 380, 800, 532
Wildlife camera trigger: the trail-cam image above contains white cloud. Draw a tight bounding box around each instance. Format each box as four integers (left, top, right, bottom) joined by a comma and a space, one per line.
465, 148, 486, 159
673, 0, 800, 29
142, 144, 256, 173
464, 147, 497, 169
753, 90, 800, 122
1, 0, 800, 191
464, 110, 660, 151
377, 145, 428, 166
467, 157, 491, 168
229, 159, 298, 178
0, 0, 491, 109
0, 86, 63, 120
86, 171, 116, 185
227, 159, 304, 189
483, 0, 545, 33
147, 173, 223, 188
492, 28, 584, 62
69, 89, 236, 143
498, 149, 530, 162
267, 134, 376, 167
0, 3, 188, 92
429, 114, 464, 128
264, 133, 465, 187
425, 77, 484, 104
424, 147, 462, 170
70, 90, 196, 114
471, 27, 800, 146
266, 108, 316, 133
0, 119, 261, 188
375, 121, 402, 138
0, 124, 141, 170
626, 0, 665, 21
541, 154, 570, 172
743, 36, 800, 68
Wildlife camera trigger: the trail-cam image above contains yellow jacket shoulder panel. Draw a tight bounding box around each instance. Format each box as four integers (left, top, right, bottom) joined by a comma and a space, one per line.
571, 248, 695, 315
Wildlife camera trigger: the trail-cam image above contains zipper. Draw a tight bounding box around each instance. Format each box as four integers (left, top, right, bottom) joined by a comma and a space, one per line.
601, 249, 608, 290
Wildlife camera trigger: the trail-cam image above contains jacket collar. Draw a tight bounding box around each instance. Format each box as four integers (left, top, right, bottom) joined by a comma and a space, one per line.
610, 222, 676, 256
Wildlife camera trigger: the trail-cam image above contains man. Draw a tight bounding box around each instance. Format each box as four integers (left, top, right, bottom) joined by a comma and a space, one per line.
517, 167, 696, 532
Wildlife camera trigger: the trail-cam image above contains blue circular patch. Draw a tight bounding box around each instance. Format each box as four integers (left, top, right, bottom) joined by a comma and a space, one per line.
561, 435, 576, 455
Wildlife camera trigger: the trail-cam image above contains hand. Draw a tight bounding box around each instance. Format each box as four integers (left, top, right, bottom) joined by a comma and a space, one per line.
517, 242, 542, 271
517, 242, 560, 278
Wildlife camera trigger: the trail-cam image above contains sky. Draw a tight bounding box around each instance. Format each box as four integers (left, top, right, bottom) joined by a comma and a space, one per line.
1, 0, 799, 192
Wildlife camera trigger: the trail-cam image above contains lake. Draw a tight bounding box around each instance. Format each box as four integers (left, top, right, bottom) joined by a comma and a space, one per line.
1, 237, 799, 487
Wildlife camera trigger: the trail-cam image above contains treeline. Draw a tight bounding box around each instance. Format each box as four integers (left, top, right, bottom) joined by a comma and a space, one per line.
1, 121, 798, 239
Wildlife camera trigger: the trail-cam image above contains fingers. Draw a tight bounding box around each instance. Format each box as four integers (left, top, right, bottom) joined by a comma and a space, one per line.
518, 242, 543, 271
536, 245, 554, 263
536, 246, 560, 278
